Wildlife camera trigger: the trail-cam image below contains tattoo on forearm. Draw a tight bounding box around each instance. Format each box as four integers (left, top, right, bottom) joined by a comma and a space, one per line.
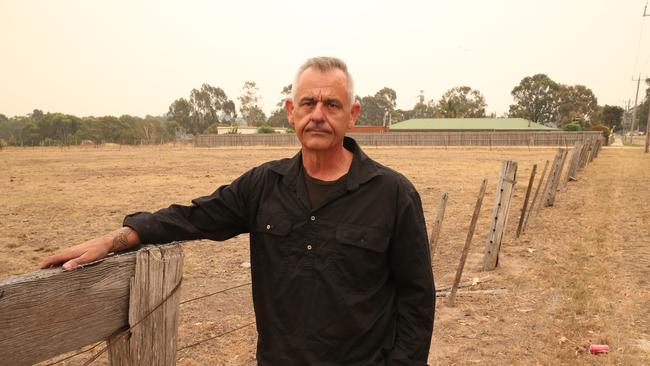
111, 228, 131, 251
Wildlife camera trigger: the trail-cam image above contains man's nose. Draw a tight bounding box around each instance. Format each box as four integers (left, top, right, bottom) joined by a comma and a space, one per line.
310, 102, 325, 122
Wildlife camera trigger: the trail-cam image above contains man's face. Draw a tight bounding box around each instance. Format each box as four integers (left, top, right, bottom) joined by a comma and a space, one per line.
286, 67, 360, 152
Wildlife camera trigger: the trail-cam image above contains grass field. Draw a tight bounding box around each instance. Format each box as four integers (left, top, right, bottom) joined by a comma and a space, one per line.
1, 144, 648, 365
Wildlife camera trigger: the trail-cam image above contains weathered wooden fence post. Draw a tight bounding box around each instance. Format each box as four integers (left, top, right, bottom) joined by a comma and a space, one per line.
578, 140, 592, 169
0, 244, 183, 366
428, 193, 448, 260
483, 160, 518, 271
589, 139, 601, 163
516, 164, 537, 238
522, 160, 549, 232
544, 148, 568, 207
448, 179, 488, 306
541, 149, 566, 208
563, 141, 582, 188
593, 139, 603, 159
109, 245, 184, 366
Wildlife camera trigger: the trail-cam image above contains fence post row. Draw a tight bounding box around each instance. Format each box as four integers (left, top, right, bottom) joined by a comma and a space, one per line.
483, 160, 518, 271
0, 244, 183, 366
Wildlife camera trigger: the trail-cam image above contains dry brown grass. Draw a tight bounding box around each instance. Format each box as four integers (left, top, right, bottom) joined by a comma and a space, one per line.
1, 144, 648, 365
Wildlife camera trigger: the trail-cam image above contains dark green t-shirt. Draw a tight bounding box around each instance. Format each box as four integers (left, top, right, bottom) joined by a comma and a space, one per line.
303, 170, 347, 209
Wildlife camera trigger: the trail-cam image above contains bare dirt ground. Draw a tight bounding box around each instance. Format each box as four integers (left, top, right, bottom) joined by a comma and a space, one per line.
1, 144, 649, 365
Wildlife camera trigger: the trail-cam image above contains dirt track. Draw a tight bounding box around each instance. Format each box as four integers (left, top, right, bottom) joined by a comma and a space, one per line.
1, 145, 648, 365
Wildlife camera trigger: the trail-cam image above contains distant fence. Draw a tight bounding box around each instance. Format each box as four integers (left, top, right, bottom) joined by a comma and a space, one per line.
195, 131, 604, 147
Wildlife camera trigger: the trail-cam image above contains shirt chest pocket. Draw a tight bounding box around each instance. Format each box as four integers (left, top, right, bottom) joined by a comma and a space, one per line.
335, 224, 390, 254
255, 211, 292, 236
331, 225, 391, 291
253, 211, 293, 260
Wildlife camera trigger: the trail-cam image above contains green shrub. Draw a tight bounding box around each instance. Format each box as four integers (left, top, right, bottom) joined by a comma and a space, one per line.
204, 123, 221, 134
589, 123, 611, 139
257, 124, 276, 134
564, 122, 582, 131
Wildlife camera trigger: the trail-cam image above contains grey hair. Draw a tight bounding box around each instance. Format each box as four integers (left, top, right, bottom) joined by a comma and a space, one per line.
292, 56, 355, 105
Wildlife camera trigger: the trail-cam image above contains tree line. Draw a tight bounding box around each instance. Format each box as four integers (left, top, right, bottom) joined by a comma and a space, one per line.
1, 75, 644, 147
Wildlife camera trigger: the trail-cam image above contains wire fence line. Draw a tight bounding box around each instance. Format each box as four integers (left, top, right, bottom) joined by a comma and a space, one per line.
179, 282, 252, 306
41, 276, 255, 365
177, 321, 257, 352
42, 343, 103, 366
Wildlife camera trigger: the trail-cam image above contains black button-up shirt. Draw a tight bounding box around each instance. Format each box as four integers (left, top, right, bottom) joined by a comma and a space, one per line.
124, 137, 435, 365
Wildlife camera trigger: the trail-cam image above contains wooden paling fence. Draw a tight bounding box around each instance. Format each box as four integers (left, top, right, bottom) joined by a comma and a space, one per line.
195, 131, 603, 147
0, 138, 606, 363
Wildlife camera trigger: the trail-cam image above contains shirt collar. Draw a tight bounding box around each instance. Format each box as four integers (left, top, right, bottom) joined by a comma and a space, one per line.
270, 136, 379, 191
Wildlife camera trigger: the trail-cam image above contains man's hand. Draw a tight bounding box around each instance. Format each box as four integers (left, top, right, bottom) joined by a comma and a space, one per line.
39, 227, 141, 270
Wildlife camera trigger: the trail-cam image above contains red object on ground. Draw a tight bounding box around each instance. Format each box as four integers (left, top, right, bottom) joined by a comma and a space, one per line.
589, 344, 609, 354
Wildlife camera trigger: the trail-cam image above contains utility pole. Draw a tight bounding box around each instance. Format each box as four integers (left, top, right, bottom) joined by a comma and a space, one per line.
630, 1, 650, 150
631, 75, 642, 143
643, 3, 650, 151
646, 101, 650, 153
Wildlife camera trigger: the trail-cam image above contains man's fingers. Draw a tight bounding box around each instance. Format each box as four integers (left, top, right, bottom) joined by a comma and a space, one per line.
39, 237, 113, 270
62, 258, 80, 271
39, 251, 75, 269
62, 250, 101, 271
39, 246, 85, 269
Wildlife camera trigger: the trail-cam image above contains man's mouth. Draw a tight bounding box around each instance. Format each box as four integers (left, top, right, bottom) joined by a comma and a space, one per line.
305, 128, 330, 134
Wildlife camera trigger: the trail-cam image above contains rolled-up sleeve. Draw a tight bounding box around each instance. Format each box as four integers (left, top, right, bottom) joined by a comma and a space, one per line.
123, 168, 255, 244
387, 187, 435, 365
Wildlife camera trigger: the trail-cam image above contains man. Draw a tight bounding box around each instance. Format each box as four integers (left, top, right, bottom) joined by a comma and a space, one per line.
41, 57, 435, 365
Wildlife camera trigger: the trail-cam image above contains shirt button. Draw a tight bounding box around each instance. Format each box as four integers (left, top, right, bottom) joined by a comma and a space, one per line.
307, 244, 312, 250
310, 216, 316, 221
266, 224, 271, 230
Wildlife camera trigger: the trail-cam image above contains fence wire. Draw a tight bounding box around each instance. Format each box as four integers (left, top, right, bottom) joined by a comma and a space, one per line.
41, 278, 255, 366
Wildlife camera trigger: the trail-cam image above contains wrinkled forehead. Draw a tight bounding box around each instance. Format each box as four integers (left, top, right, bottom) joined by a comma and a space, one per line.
294, 68, 349, 101
297, 87, 340, 101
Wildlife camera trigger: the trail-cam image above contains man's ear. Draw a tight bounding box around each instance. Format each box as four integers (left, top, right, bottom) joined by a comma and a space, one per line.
285, 97, 295, 126
348, 101, 361, 129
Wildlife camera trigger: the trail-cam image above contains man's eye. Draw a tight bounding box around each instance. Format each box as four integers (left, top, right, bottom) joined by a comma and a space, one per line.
301, 100, 315, 107
326, 102, 341, 109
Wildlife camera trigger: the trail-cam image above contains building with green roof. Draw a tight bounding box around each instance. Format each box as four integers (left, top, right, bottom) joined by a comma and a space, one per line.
389, 118, 556, 131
